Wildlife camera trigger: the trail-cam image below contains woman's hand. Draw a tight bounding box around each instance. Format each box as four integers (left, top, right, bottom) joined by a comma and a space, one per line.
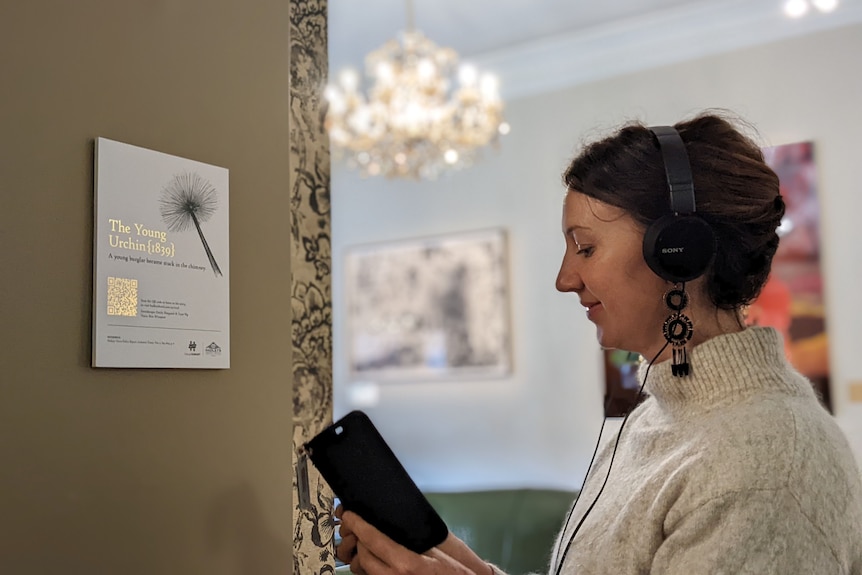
335, 505, 358, 565
338, 510, 491, 575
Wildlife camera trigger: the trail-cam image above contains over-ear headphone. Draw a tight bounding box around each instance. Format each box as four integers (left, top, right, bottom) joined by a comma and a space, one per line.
642, 126, 716, 283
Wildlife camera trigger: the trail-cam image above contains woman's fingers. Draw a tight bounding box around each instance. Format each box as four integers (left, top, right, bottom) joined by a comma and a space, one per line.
348, 553, 367, 575
341, 512, 417, 573
336, 532, 358, 564
341, 512, 400, 556
339, 521, 354, 538
342, 512, 479, 575
335, 504, 359, 564
352, 540, 391, 575
436, 533, 490, 574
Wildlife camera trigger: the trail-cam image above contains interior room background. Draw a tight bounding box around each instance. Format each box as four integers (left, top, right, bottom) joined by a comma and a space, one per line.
330, 10, 862, 492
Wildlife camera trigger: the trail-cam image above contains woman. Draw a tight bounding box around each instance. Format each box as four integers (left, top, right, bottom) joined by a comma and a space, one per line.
336, 112, 862, 574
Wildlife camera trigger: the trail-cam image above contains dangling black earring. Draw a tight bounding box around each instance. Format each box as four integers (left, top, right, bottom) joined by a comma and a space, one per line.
662, 284, 693, 377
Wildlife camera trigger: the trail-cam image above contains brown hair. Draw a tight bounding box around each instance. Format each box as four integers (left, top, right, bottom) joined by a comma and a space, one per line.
562, 111, 784, 309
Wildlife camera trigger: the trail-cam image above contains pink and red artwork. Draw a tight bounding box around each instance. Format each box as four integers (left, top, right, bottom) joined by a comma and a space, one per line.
751, 141, 830, 409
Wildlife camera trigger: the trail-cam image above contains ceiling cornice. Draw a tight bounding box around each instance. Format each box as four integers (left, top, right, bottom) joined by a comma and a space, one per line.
472, 0, 862, 101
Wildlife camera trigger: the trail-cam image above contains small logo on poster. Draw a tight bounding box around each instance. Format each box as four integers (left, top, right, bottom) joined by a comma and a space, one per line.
188, 341, 197, 352
205, 342, 222, 357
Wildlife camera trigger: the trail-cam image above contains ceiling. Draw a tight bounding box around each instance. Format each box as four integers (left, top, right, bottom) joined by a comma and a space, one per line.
328, 0, 862, 100
328, 0, 695, 68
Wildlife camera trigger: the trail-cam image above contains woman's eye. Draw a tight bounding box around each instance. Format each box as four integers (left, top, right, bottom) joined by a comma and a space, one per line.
576, 246, 594, 257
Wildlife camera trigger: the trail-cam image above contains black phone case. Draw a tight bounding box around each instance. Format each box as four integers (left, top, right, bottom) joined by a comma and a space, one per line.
303, 410, 449, 554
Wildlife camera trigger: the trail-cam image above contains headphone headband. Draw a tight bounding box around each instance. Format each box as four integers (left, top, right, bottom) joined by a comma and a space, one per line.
649, 126, 696, 214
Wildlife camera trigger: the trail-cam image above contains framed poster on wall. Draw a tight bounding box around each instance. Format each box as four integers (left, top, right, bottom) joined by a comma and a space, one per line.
345, 228, 512, 382
92, 138, 230, 368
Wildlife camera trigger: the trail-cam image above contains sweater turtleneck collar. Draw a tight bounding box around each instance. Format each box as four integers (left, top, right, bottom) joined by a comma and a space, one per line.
638, 326, 815, 412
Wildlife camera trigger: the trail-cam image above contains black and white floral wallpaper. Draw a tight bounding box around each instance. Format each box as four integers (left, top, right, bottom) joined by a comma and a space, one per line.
290, 1, 334, 574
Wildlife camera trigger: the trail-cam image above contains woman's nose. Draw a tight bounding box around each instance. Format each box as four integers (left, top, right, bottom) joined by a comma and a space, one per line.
556, 251, 582, 293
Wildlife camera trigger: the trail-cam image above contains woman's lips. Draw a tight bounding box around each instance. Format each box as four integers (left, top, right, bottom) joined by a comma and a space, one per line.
583, 302, 602, 320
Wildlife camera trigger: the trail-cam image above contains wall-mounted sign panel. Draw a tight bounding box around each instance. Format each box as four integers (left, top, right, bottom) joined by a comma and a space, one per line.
93, 138, 230, 368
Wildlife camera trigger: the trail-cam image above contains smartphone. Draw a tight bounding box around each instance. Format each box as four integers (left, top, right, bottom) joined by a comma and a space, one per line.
303, 410, 449, 554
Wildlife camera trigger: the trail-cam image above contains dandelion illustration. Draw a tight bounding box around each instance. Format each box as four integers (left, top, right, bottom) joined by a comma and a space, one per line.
160, 172, 223, 276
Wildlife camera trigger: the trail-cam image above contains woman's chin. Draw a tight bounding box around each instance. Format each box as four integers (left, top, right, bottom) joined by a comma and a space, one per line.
596, 333, 637, 355
595, 330, 615, 350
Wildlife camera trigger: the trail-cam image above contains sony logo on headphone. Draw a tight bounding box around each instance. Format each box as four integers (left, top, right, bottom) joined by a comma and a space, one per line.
661, 247, 685, 254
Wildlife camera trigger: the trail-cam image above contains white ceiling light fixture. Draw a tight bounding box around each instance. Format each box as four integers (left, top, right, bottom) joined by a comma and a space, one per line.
812, 0, 839, 12
324, 0, 509, 180
784, 0, 840, 18
784, 0, 810, 17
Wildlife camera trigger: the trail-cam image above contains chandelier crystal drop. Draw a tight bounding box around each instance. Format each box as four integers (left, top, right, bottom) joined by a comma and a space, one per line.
324, 16, 509, 180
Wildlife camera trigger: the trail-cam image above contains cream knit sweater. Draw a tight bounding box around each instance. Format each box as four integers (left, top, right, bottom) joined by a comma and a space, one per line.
532, 327, 862, 575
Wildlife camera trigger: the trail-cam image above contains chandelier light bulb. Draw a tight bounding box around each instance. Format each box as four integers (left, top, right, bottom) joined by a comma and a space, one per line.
417, 58, 436, 81
349, 106, 374, 135
403, 102, 424, 131
812, 0, 838, 12
324, 86, 347, 114
339, 68, 360, 92
480, 74, 500, 100
784, 0, 809, 17
375, 61, 395, 83
458, 64, 478, 87
444, 149, 459, 164
498, 122, 511, 136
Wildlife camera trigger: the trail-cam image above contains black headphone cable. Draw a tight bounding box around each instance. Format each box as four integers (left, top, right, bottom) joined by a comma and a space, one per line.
552, 340, 669, 575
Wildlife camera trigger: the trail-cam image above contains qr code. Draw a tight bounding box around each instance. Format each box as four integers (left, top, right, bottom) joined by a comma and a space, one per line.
107, 277, 138, 317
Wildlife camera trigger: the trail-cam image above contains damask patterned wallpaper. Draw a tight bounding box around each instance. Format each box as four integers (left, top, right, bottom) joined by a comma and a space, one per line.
290, 1, 334, 574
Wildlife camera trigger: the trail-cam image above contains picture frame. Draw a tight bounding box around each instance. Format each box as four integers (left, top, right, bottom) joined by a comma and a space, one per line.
345, 228, 512, 382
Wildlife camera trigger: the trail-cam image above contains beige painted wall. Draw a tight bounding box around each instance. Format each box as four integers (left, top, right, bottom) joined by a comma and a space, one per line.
0, 1, 293, 573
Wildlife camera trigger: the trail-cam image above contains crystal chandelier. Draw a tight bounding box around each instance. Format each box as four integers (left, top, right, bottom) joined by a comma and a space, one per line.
324, 2, 510, 180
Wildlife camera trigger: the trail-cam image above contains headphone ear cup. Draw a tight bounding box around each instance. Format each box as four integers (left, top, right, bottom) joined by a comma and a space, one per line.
643, 215, 717, 283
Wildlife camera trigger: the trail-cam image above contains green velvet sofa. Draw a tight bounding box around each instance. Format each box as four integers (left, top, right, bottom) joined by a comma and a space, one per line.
336, 488, 578, 575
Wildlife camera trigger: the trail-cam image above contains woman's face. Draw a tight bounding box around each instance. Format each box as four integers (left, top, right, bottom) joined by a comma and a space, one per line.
556, 190, 669, 358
